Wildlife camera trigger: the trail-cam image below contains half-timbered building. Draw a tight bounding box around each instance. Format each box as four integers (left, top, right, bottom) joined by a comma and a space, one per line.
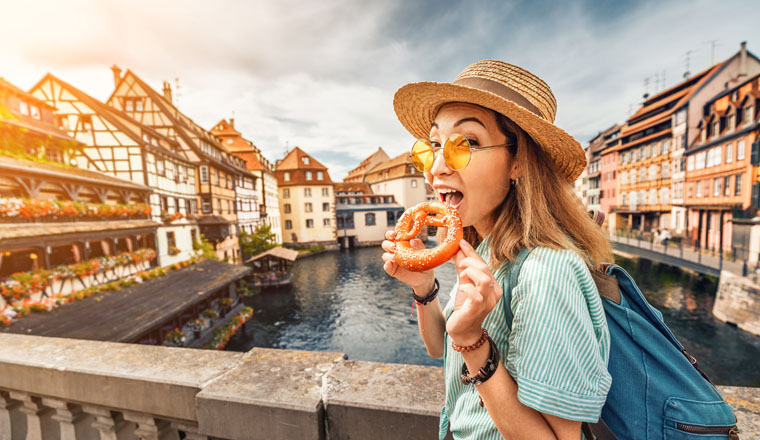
1, 77, 157, 310
29, 74, 200, 266
106, 67, 255, 263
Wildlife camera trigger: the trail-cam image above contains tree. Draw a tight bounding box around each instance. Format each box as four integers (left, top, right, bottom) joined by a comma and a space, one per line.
193, 234, 218, 260
240, 223, 277, 259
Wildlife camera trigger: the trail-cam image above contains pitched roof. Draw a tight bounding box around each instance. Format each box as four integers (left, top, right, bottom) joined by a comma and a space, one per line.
113, 71, 253, 177
0, 77, 53, 108
334, 182, 372, 194
209, 118, 274, 173
245, 246, 298, 263
344, 147, 390, 181
275, 147, 329, 171
33, 73, 190, 165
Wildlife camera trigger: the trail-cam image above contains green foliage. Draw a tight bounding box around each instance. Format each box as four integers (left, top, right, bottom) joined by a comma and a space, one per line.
239, 223, 277, 258
193, 234, 218, 260
0, 115, 83, 168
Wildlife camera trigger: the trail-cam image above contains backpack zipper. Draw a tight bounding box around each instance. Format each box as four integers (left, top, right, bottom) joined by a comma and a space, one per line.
676, 422, 739, 435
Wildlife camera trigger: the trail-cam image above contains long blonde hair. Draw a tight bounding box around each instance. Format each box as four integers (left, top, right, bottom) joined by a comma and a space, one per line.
447, 110, 613, 270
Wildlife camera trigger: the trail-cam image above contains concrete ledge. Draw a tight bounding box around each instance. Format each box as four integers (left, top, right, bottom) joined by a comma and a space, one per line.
196, 348, 345, 440
719, 386, 760, 438
0, 334, 242, 422
322, 360, 446, 440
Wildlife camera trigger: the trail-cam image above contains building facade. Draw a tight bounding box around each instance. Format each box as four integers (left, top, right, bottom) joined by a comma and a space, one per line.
599, 126, 621, 224
29, 74, 199, 266
335, 182, 404, 248
365, 153, 428, 209
683, 73, 760, 253
275, 147, 336, 245
343, 147, 390, 183
106, 67, 253, 262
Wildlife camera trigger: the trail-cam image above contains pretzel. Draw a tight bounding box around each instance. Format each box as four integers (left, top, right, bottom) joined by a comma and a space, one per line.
393, 202, 463, 271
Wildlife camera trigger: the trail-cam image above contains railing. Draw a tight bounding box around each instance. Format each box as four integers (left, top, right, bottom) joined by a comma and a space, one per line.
0, 334, 445, 440
609, 230, 752, 277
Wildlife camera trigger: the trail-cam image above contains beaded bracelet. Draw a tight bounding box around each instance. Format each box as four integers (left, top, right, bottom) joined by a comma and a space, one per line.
460, 336, 500, 407
451, 328, 488, 353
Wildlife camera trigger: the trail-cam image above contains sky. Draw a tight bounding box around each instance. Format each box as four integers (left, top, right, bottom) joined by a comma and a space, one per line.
0, 0, 756, 181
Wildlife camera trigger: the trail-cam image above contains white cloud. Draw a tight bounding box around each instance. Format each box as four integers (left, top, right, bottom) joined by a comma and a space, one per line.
1, 0, 757, 181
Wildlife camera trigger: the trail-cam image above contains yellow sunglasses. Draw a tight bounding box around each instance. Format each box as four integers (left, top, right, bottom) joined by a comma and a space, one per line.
410, 134, 513, 172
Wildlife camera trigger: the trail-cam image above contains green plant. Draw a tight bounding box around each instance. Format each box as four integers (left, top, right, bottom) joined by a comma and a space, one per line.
239, 223, 277, 259
193, 234, 218, 260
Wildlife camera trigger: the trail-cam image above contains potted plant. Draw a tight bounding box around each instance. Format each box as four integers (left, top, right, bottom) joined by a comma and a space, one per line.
189, 317, 207, 339
164, 328, 186, 347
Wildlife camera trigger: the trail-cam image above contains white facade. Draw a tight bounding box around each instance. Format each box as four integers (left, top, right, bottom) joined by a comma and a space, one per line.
670, 107, 687, 236
369, 176, 427, 209
260, 171, 282, 243
235, 174, 260, 235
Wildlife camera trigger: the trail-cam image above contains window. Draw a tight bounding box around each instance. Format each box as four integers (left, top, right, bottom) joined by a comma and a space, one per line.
696, 181, 702, 197
728, 114, 735, 131
745, 105, 754, 125
661, 162, 669, 178
125, 100, 134, 112
156, 159, 165, 176
302, 156, 310, 165
713, 177, 721, 197
737, 140, 745, 160
649, 189, 657, 205
30, 105, 40, 120
725, 142, 733, 163
285, 220, 292, 229
283, 188, 290, 198
639, 168, 646, 182
621, 171, 628, 185
648, 165, 657, 181
306, 171, 313, 180
687, 156, 695, 171
724, 176, 731, 196
323, 218, 330, 227
306, 219, 314, 228
322, 187, 329, 196
662, 139, 671, 155
318, 171, 324, 180
696, 151, 706, 170
411, 179, 418, 188
284, 204, 291, 213
136, 100, 143, 111
322, 202, 329, 211
387, 211, 397, 226
365, 213, 376, 226
712, 121, 719, 138
305, 202, 313, 212
213, 169, 219, 185
18, 101, 29, 115
166, 231, 176, 249
630, 170, 636, 185
735, 174, 742, 195
284, 172, 291, 182
202, 197, 212, 214
304, 188, 312, 197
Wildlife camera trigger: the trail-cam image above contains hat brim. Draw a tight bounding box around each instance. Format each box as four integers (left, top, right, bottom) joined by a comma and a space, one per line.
393, 81, 586, 182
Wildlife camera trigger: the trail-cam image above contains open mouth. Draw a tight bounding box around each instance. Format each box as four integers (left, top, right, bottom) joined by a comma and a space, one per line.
438, 188, 464, 209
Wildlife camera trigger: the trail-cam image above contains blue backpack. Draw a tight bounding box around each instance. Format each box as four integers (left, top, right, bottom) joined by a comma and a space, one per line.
503, 248, 739, 439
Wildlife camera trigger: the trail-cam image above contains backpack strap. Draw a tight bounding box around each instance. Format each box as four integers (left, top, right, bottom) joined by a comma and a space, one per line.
501, 247, 533, 330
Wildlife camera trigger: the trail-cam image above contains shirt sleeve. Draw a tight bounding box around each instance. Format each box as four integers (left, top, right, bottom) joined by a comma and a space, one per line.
505, 247, 611, 422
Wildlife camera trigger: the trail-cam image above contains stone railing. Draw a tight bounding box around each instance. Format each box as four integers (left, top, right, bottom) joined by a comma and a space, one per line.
0, 334, 445, 439
1, 334, 758, 439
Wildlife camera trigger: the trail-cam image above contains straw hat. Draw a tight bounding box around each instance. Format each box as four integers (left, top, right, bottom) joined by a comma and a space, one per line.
393, 60, 585, 182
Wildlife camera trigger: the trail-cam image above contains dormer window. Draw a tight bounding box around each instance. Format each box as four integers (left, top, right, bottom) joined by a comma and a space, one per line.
18, 101, 29, 116
284, 172, 291, 182
125, 100, 134, 112
317, 171, 324, 180
746, 105, 754, 125
712, 121, 719, 138
306, 171, 313, 180
728, 114, 735, 131
302, 156, 310, 165
80, 115, 92, 131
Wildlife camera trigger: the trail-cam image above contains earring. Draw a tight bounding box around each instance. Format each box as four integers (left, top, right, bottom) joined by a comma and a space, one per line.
510, 179, 517, 187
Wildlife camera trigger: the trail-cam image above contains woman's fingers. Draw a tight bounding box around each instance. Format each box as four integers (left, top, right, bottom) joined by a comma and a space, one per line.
385, 230, 396, 241
381, 240, 395, 253
459, 267, 493, 292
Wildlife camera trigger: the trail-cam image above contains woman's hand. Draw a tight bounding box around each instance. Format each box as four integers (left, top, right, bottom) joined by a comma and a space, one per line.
381, 230, 436, 295
447, 239, 503, 345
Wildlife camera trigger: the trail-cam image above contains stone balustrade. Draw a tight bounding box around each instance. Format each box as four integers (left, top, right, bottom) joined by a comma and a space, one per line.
0, 333, 758, 440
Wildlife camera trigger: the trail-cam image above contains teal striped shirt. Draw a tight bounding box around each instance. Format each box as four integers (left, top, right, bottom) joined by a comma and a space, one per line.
440, 243, 611, 439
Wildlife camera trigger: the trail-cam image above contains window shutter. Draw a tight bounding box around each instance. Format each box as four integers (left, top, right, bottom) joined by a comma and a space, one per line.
753, 183, 760, 209
751, 140, 760, 165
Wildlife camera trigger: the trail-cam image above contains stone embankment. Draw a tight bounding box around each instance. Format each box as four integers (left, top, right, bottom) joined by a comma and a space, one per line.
714, 270, 760, 337
0, 333, 757, 439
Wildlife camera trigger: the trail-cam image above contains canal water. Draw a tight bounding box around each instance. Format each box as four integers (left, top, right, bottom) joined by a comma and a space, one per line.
226, 246, 760, 387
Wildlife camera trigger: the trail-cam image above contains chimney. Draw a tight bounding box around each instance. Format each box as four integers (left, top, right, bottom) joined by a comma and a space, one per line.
739, 41, 748, 80
110, 65, 122, 88
162, 81, 173, 103
229, 118, 235, 128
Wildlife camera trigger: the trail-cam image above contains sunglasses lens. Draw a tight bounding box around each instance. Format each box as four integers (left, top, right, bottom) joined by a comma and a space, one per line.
411, 140, 435, 171
444, 135, 471, 170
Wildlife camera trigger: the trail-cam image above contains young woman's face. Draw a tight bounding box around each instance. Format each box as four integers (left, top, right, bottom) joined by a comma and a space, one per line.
426, 103, 515, 235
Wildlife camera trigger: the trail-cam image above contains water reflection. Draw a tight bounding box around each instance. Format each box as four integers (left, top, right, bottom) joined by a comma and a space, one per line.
226, 248, 760, 386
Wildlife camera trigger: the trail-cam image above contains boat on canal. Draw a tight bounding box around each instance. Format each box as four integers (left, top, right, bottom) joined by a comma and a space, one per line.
245, 246, 298, 290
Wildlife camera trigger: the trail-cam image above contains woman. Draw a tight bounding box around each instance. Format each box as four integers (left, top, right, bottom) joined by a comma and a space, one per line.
381, 60, 613, 439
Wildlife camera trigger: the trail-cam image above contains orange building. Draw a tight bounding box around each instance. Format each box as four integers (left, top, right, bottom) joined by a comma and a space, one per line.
683, 74, 760, 253
610, 42, 760, 234
343, 147, 390, 183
